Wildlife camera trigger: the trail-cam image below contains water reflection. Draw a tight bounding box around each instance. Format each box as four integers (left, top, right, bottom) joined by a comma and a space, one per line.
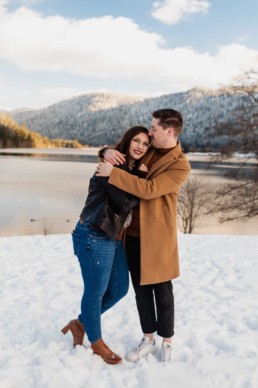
0, 151, 257, 236
1, 151, 256, 176
0, 154, 97, 236
0, 152, 98, 163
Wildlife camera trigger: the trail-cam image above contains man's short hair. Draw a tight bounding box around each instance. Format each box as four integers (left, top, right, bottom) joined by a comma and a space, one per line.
152, 109, 183, 136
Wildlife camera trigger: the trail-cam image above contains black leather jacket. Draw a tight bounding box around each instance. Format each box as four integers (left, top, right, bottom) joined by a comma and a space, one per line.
80, 164, 141, 239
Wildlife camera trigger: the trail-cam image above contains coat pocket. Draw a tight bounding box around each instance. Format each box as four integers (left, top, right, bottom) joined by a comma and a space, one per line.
162, 205, 173, 235
92, 203, 125, 240
71, 230, 80, 256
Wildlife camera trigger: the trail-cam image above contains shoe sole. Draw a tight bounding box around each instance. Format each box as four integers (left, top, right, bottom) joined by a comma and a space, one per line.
126, 347, 157, 362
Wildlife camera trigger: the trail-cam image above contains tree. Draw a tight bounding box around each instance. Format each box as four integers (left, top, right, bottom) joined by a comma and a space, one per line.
212, 70, 258, 222
0, 112, 83, 148
177, 175, 214, 234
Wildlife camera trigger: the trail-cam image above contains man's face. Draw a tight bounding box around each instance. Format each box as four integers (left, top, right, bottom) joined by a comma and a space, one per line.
148, 118, 170, 148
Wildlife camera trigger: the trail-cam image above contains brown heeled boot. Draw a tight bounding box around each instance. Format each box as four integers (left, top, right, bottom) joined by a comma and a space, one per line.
61, 319, 85, 347
91, 339, 122, 365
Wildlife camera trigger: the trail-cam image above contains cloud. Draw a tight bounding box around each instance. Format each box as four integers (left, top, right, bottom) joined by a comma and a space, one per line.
151, 0, 210, 25
0, 6, 164, 76
0, 1, 258, 105
1, 0, 42, 6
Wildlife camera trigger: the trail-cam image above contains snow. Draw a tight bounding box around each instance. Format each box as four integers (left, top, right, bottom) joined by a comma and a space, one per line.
0, 233, 258, 388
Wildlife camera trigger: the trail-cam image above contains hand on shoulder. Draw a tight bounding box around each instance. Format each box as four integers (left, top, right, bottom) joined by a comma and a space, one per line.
96, 161, 114, 177
104, 149, 126, 165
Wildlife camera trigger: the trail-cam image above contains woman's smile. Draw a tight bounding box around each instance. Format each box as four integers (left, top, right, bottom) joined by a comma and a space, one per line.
129, 133, 150, 161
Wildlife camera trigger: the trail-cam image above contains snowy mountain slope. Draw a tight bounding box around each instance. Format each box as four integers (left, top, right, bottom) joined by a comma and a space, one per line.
9, 88, 243, 147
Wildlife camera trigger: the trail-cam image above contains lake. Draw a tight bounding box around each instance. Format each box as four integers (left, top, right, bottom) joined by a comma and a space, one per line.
1, 148, 257, 236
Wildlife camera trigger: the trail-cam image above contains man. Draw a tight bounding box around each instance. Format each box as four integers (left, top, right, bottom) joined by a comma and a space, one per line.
96, 109, 191, 362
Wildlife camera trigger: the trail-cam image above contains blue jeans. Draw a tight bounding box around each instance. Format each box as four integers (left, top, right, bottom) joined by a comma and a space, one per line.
72, 220, 129, 343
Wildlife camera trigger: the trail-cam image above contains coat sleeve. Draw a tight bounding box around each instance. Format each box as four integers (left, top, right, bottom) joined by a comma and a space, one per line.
108, 158, 191, 200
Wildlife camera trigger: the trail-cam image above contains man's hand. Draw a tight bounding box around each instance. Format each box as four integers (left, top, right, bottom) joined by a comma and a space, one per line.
104, 149, 126, 165
139, 163, 148, 172
96, 161, 113, 177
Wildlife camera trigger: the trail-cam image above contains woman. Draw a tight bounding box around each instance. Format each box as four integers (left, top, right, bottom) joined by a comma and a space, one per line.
61, 126, 150, 365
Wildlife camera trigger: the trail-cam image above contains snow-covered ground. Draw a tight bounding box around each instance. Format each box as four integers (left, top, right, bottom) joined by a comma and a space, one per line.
0, 233, 258, 388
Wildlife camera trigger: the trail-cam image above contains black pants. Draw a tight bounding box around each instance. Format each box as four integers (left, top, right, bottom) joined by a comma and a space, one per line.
125, 235, 174, 338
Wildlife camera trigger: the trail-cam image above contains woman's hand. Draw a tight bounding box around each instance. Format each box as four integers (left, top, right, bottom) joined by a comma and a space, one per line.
96, 161, 114, 177
138, 163, 148, 172
104, 149, 126, 165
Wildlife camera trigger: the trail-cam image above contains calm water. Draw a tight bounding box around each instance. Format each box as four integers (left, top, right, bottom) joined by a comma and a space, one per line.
0, 149, 98, 236
1, 149, 257, 236
0, 151, 98, 163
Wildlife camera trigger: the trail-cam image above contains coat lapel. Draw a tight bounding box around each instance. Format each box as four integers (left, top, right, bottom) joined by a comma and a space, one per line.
146, 142, 182, 179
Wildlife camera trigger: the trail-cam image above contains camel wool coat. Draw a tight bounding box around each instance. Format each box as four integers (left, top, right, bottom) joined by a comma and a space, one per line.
108, 142, 191, 285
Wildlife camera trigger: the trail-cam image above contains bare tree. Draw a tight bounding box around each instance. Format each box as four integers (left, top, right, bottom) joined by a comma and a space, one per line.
30, 218, 52, 235
177, 175, 214, 234
212, 70, 258, 222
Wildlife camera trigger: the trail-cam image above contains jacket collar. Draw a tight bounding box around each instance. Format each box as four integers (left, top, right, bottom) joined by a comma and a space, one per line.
146, 141, 182, 159
144, 142, 182, 178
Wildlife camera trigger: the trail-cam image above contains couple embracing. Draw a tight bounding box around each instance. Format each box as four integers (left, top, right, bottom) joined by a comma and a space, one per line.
61, 108, 191, 364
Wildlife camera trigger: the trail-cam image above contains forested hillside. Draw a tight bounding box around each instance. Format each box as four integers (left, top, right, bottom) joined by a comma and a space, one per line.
8, 88, 248, 150
0, 113, 82, 148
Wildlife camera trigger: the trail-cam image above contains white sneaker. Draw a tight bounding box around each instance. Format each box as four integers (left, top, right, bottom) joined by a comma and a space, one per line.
126, 336, 157, 362
160, 341, 173, 362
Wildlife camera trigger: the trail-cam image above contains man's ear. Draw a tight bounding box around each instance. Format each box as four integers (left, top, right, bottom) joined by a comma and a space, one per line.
168, 127, 175, 137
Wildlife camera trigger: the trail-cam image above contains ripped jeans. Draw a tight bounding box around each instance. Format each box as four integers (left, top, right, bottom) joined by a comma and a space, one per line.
72, 220, 129, 343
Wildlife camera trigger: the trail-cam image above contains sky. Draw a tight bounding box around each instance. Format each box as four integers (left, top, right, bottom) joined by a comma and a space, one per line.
1, 0, 258, 109
1, 233, 258, 387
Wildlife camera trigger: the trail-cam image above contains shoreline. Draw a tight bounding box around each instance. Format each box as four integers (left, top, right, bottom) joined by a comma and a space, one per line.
1, 148, 257, 237
0, 146, 257, 157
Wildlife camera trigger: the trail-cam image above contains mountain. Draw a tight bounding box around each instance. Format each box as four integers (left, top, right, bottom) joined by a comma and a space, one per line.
8, 89, 243, 149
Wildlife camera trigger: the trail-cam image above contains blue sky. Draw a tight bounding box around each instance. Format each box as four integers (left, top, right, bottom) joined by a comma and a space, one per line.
1, 0, 258, 109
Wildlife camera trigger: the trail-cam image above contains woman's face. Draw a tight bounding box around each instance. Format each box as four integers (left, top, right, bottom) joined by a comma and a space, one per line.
128, 132, 150, 161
